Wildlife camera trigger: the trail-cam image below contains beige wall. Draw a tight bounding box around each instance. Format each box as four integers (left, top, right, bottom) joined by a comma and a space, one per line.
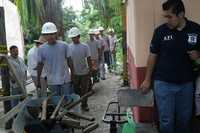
0, 0, 25, 58
127, 0, 200, 67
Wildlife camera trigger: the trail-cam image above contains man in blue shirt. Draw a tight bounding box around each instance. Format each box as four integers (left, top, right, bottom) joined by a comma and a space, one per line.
37, 22, 74, 103
140, 0, 200, 132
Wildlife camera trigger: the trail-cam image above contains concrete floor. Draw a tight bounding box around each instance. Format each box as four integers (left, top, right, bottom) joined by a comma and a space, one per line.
77, 73, 158, 133
0, 73, 158, 133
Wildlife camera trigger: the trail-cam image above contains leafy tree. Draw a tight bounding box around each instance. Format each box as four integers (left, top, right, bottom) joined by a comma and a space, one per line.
62, 7, 78, 42
79, 0, 123, 73
14, 0, 64, 42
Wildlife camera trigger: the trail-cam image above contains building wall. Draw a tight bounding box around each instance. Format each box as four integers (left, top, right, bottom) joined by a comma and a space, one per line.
127, 0, 200, 122
0, 0, 25, 58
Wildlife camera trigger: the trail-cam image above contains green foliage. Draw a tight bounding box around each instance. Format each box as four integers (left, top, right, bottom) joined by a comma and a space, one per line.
15, 0, 41, 43
15, 0, 124, 72
15, 0, 64, 43
62, 7, 78, 43
75, 5, 103, 42
63, 7, 77, 31
78, 0, 124, 73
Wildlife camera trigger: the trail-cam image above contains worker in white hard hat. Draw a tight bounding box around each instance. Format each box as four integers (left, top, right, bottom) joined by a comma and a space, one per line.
37, 22, 75, 101
108, 28, 117, 71
98, 26, 104, 32
68, 27, 92, 111
86, 29, 101, 83
27, 36, 47, 97
98, 26, 112, 73
94, 28, 106, 80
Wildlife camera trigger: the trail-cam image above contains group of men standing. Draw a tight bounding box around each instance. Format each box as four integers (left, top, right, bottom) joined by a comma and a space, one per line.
9, 22, 117, 112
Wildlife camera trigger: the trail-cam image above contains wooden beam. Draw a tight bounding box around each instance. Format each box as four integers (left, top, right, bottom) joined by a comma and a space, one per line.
61, 116, 82, 129
66, 111, 95, 121
56, 91, 94, 119
83, 122, 99, 133
0, 53, 27, 95
0, 94, 26, 101
41, 92, 55, 120
0, 99, 27, 128
50, 95, 65, 119
65, 91, 94, 110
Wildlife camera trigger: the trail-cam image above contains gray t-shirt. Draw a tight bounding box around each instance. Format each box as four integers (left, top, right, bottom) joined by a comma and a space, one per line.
100, 35, 110, 52
69, 43, 91, 75
8, 56, 27, 88
86, 40, 101, 60
38, 40, 71, 85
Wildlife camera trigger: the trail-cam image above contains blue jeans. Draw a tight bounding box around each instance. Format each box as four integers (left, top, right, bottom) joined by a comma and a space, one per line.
154, 80, 193, 133
10, 87, 22, 108
48, 82, 74, 105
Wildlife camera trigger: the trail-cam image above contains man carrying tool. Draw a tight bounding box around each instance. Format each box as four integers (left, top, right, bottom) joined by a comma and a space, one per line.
108, 28, 117, 71
37, 22, 74, 103
68, 27, 92, 111
86, 29, 101, 83
94, 29, 105, 80
99, 26, 111, 73
27, 36, 47, 97
9, 45, 27, 108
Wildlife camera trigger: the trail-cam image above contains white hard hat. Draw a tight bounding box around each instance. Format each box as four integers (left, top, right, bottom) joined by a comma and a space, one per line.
108, 28, 114, 33
93, 29, 100, 35
98, 26, 104, 31
88, 29, 94, 34
41, 22, 57, 34
68, 27, 81, 38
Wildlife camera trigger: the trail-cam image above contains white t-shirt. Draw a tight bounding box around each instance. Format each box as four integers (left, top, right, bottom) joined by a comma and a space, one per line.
8, 56, 27, 88
69, 43, 91, 75
38, 40, 71, 85
27, 46, 46, 77
86, 40, 101, 60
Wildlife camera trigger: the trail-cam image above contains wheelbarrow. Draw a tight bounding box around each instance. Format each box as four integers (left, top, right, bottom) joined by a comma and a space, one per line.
103, 88, 158, 133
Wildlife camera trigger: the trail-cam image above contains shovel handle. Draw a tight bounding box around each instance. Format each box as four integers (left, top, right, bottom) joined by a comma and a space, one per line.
83, 122, 99, 133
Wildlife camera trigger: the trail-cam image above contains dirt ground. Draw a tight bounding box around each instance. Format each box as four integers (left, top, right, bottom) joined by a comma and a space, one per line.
0, 73, 158, 133
80, 73, 124, 133
75, 73, 157, 133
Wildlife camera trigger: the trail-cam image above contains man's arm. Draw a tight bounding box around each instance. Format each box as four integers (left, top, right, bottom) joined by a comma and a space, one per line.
87, 56, 92, 75
106, 36, 110, 51
37, 62, 44, 87
100, 44, 105, 59
67, 57, 74, 81
112, 42, 117, 54
140, 53, 157, 93
187, 50, 200, 60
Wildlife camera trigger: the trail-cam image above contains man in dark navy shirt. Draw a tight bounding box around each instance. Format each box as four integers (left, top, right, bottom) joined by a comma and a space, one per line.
140, 0, 200, 133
